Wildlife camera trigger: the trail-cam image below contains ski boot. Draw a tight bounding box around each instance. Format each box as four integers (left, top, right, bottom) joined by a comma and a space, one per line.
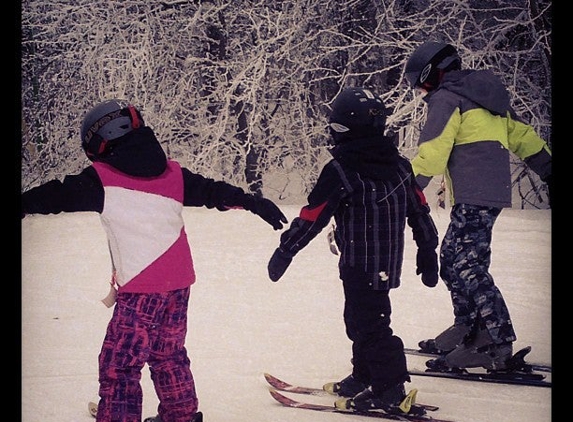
144, 412, 203, 422
446, 342, 513, 371
425, 354, 467, 373
445, 328, 513, 371
323, 374, 370, 397
335, 385, 426, 416
419, 324, 471, 354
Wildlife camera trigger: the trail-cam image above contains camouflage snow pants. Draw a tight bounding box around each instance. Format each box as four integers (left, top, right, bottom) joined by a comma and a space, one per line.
439, 204, 517, 345
97, 286, 198, 422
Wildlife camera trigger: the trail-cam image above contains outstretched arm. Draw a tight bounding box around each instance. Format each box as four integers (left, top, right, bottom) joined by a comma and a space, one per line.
22, 167, 104, 216
181, 168, 287, 230
268, 162, 344, 281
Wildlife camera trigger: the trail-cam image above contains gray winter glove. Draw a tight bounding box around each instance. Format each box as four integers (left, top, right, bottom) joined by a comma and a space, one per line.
416, 247, 439, 287
268, 248, 294, 282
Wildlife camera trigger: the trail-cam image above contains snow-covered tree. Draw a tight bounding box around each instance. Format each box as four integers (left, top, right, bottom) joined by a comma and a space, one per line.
21, 0, 551, 207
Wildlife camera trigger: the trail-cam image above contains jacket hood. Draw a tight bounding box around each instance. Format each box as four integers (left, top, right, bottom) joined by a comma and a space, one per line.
330, 135, 400, 180
95, 126, 167, 177
433, 69, 511, 116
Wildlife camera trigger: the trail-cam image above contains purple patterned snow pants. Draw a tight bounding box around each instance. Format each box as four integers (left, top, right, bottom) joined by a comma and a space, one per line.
96, 286, 198, 422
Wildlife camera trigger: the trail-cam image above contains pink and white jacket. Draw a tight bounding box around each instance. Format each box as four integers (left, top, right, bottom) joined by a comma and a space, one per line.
93, 160, 195, 293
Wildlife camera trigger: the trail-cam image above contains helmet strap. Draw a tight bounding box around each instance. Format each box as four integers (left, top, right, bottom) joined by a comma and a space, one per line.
421, 69, 447, 92
97, 139, 108, 155
127, 104, 141, 129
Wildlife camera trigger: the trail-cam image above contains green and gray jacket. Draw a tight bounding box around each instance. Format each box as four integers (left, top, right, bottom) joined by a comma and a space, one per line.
411, 69, 552, 208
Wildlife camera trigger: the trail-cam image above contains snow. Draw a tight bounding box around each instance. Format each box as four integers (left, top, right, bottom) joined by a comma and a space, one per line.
21, 205, 551, 422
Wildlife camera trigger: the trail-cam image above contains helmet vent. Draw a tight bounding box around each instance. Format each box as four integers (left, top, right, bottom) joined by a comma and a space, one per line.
420, 63, 433, 84
330, 122, 350, 133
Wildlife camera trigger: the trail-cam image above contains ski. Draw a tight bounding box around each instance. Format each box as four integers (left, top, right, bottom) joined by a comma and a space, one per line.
404, 346, 551, 373
269, 388, 456, 422
264, 372, 328, 396
406, 346, 551, 388
408, 368, 551, 388
264, 373, 439, 411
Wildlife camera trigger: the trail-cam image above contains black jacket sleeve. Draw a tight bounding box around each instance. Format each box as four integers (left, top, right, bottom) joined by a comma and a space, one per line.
181, 168, 250, 210
181, 167, 274, 211
22, 167, 105, 215
403, 162, 439, 250
279, 161, 344, 256
180, 168, 287, 230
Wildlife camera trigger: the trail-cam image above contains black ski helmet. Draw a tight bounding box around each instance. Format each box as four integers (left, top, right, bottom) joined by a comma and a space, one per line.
80, 99, 145, 160
328, 87, 387, 144
405, 41, 461, 91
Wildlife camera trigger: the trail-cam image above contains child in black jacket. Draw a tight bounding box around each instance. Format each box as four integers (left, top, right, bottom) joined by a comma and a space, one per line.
267, 87, 439, 415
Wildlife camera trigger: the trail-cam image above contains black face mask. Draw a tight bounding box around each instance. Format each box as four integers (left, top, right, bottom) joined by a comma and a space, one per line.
95, 127, 167, 177
330, 135, 401, 180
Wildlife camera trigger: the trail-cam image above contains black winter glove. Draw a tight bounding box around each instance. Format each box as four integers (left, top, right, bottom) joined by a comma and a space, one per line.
245, 195, 288, 230
416, 247, 439, 287
268, 248, 294, 282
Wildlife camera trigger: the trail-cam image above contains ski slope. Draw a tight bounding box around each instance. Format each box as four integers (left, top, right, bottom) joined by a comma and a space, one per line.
21, 205, 551, 422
